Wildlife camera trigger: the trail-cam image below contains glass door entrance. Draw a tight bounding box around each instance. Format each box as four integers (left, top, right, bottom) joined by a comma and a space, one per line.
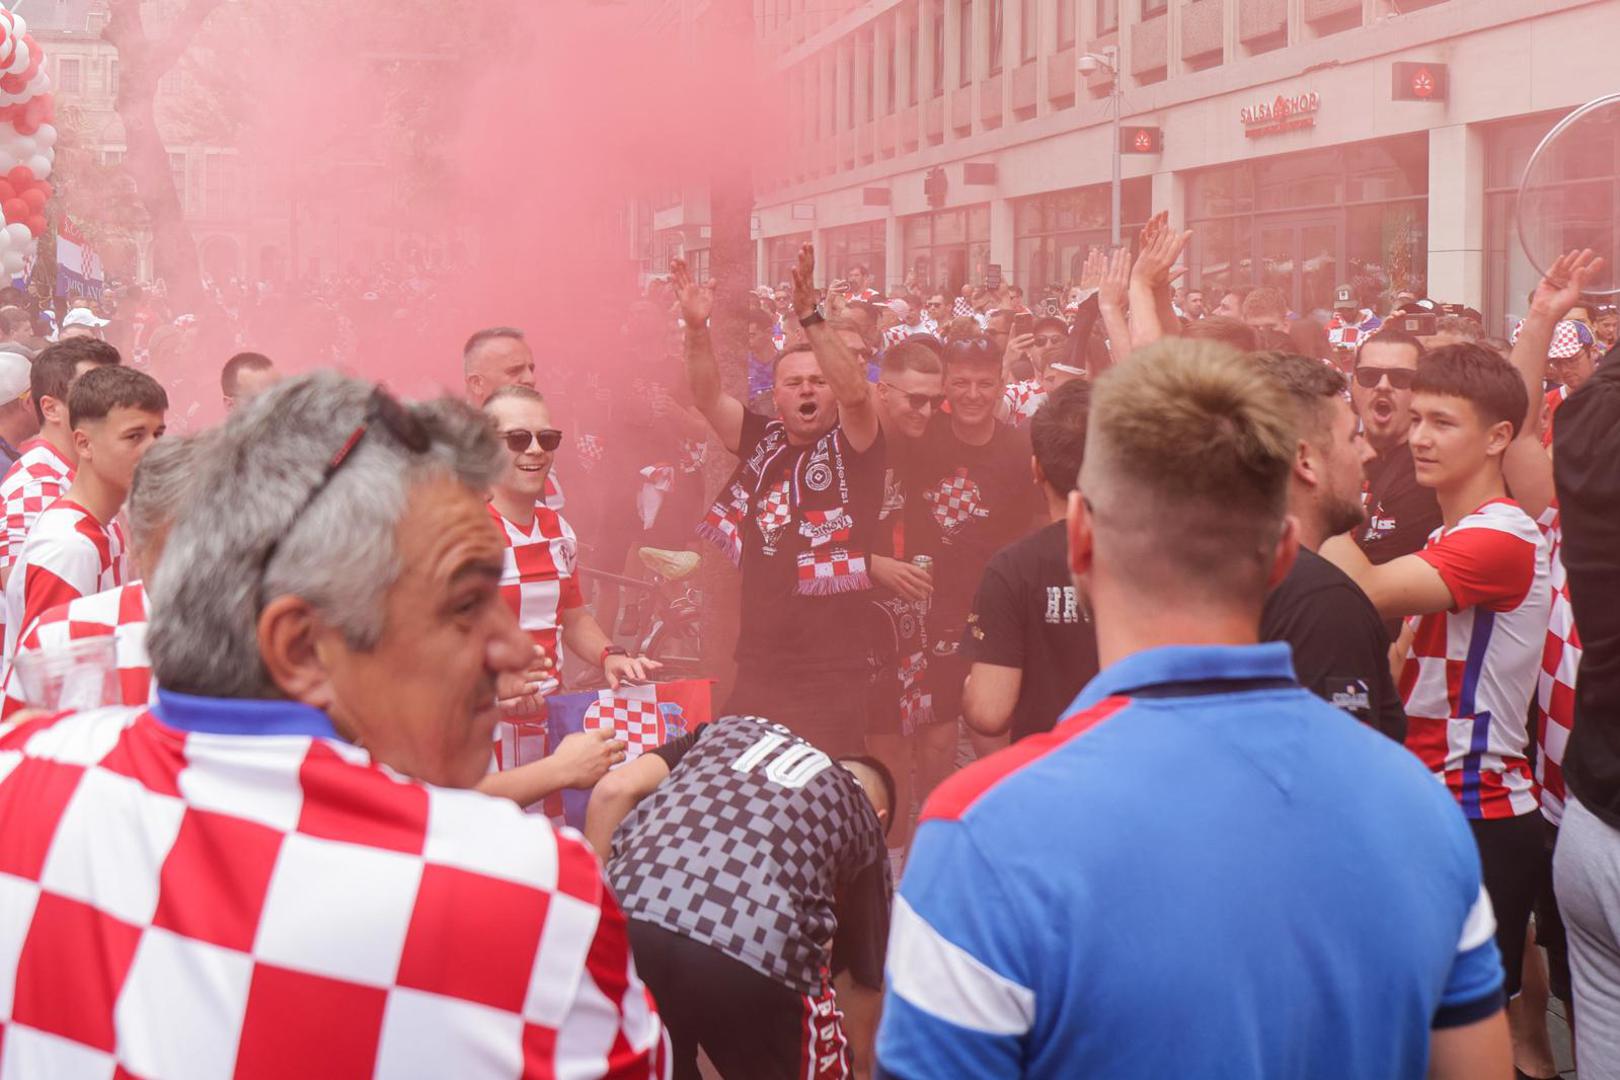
1257, 217, 1342, 318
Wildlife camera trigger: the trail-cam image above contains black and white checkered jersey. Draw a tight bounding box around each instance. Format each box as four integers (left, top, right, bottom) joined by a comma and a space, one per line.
607, 715, 891, 995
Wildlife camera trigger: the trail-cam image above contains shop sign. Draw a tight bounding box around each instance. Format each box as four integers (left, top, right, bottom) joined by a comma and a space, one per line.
1240, 91, 1321, 138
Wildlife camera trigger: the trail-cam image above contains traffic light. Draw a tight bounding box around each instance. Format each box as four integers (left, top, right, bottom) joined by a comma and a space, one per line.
1121, 126, 1162, 154
1392, 62, 1447, 102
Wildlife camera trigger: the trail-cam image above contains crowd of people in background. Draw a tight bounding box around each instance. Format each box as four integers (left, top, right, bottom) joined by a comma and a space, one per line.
0, 214, 1614, 1079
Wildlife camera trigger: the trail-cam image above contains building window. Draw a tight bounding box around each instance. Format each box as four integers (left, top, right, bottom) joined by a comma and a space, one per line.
932, 3, 946, 95
1095, 0, 1118, 35
1187, 135, 1430, 319
865, 30, 876, 122
169, 151, 187, 211
1141, 0, 1166, 17
1014, 179, 1152, 296
205, 154, 243, 217
959, 0, 973, 87
903, 204, 992, 295
1020, 0, 1038, 61
766, 232, 813, 288
99, 149, 124, 167
1056, 0, 1075, 47
107, 58, 119, 96
847, 44, 857, 128
907, 13, 919, 105
987, 0, 1004, 75
1485, 113, 1620, 338
824, 221, 887, 292
57, 57, 82, 96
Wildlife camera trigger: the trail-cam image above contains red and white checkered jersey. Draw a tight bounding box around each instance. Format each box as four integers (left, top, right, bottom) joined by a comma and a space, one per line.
491, 504, 584, 694
1399, 499, 1550, 820
0, 437, 72, 580
2, 497, 127, 662
1, 582, 151, 722
1535, 506, 1580, 826
1001, 379, 1046, 426
0, 705, 669, 1078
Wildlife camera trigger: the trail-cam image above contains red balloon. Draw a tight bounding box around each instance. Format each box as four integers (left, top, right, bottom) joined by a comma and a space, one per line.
0, 182, 18, 203
21, 189, 44, 212
7, 166, 31, 189
35, 182, 49, 200
2, 199, 26, 224
24, 214, 43, 237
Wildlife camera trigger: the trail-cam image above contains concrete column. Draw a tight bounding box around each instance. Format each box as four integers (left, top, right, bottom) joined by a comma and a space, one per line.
886, 214, 905, 287
756, 237, 769, 286
894, 9, 912, 110
920, 0, 937, 106
856, 31, 873, 126
945, 0, 964, 103
1427, 123, 1485, 312
1153, 168, 1187, 233
989, 196, 1016, 283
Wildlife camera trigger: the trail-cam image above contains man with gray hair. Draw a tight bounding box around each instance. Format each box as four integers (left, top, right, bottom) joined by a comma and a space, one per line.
464, 325, 536, 406
0, 433, 202, 720
0, 373, 669, 1078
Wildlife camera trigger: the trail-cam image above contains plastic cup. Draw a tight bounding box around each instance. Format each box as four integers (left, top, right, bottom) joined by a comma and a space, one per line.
11, 636, 120, 712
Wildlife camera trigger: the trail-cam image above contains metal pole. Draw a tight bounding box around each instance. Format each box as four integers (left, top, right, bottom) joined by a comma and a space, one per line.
1110, 68, 1122, 249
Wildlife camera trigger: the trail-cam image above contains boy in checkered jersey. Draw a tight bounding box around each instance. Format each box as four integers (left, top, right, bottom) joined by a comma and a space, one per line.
1325, 344, 1551, 1003
3, 365, 166, 663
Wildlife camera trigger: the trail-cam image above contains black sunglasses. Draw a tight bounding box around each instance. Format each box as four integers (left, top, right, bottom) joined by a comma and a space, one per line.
502, 428, 563, 453
881, 383, 946, 411
258, 387, 430, 607
1353, 366, 1416, 390
1033, 334, 1066, 347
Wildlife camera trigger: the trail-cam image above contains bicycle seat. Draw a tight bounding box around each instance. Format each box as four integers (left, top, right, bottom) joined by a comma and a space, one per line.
639, 547, 701, 581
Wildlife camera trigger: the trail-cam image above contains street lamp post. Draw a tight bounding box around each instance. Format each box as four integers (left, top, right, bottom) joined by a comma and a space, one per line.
1080, 47, 1122, 248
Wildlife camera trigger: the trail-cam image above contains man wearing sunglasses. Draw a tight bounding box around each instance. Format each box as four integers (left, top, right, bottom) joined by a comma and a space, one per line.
1350, 329, 1443, 565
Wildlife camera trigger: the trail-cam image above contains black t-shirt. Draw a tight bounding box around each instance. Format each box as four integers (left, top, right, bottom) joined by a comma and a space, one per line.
610, 716, 891, 994
733, 410, 887, 675
1357, 442, 1442, 565
905, 413, 1043, 637
961, 521, 1100, 742
1261, 547, 1406, 743
1555, 346, 1620, 828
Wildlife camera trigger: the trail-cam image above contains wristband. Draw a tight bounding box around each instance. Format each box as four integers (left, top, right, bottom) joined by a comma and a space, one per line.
799, 310, 825, 329
600, 644, 629, 667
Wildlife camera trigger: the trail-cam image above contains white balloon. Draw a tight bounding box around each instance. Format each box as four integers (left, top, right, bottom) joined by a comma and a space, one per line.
11, 15, 28, 38
33, 124, 54, 148
8, 137, 31, 160
26, 154, 48, 179
8, 41, 28, 76
4, 224, 28, 248
0, 153, 19, 174
3, 252, 26, 276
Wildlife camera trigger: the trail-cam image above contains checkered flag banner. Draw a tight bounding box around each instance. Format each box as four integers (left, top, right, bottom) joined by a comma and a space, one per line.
547, 679, 714, 828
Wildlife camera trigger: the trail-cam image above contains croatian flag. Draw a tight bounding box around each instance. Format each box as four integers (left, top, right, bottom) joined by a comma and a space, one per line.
56, 217, 104, 299
547, 678, 714, 828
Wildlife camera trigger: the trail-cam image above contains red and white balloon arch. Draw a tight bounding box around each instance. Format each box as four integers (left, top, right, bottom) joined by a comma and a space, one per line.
0, 8, 55, 281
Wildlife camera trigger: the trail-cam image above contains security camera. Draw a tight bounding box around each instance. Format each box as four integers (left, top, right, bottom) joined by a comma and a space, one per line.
1077, 54, 1102, 74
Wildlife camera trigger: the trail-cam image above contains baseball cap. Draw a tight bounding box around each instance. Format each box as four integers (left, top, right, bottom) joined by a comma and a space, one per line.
1548, 320, 1596, 358
62, 308, 109, 329
1333, 284, 1357, 308
0, 351, 28, 401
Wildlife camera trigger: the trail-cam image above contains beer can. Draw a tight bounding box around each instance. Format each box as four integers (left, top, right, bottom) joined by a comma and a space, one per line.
910, 555, 933, 618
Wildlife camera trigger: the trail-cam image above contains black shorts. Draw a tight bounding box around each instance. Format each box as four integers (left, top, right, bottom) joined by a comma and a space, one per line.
922, 643, 969, 729
727, 664, 870, 758
627, 919, 851, 1080
1470, 812, 1549, 1000
1535, 817, 1571, 1004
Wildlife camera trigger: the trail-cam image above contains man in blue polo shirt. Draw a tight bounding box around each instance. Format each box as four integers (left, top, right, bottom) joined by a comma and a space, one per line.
876, 340, 1509, 1078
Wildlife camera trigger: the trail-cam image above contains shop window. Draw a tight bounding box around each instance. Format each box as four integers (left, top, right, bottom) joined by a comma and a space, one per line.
1095, 0, 1118, 35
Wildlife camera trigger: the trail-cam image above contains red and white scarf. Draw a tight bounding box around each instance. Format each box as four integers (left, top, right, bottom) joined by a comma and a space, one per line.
698, 421, 872, 596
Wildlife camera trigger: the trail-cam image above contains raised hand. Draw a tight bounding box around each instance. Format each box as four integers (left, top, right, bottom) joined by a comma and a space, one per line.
1528, 248, 1606, 323
1078, 246, 1106, 292
791, 243, 821, 320
1097, 247, 1132, 313
670, 258, 714, 327
1132, 216, 1193, 292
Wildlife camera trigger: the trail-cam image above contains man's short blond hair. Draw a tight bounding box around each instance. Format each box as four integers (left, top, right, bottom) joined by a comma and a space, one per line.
1081, 338, 1297, 604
